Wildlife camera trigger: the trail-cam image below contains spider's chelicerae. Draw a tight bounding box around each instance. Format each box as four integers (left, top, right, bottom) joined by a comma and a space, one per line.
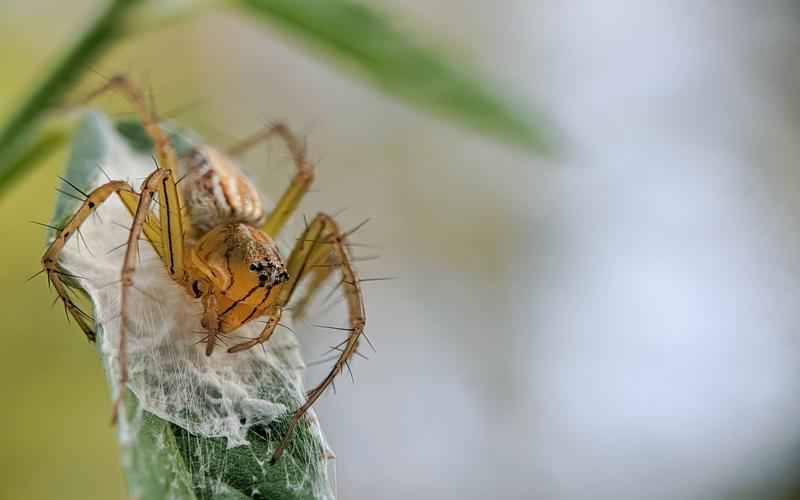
40, 76, 367, 463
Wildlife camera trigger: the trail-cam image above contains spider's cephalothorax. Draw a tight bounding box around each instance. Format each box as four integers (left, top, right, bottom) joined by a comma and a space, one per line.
40, 75, 367, 463
191, 222, 289, 335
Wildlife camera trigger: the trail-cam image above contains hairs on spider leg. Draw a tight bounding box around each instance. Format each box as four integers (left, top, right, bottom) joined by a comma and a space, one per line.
75, 227, 94, 256
25, 268, 47, 283
61, 302, 72, 324
360, 331, 376, 352
59, 288, 94, 324
342, 218, 371, 239
51, 285, 92, 324
51, 269, 89, 282
29, 220, 63, 232
277, 322, 296, 335
50, 293, 62, 308
311, 255, 381, 269
353, 276, 397, 283
95, 163, 113, 183
55, 188, 86, 203
344, 241, 382, 250
323, 339, 369, 362
314, 324, 355, 333
344, 359, 355, 383
57, 176, 90, 199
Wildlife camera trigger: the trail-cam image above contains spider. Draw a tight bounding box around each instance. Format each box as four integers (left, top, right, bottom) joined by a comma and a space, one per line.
40, 75, 367, 463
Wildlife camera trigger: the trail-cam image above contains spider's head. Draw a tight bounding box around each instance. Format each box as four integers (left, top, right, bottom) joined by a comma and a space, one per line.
190, 223, 290, 304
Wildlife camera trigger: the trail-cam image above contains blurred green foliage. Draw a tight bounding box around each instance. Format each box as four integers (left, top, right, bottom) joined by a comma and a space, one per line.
231, 0, 554, 153
0, 0, 553, 195
0, 0, 141, 193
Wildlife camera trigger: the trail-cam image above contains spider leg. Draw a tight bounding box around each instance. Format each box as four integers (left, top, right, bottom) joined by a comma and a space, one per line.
226, 122, 315, 238
264, 213, 366, 464
116, 191, 163, 259
80, 75, 177, 174
227, 308, 282, 354
42, 180, 135, 341
79, 75, 186, 280
201, 292, 221, 356
112, 168, 172, 423
289, 247, 337, 322
290, 217, 373, 321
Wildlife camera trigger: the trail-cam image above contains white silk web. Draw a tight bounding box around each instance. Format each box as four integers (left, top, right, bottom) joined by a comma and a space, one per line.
51, 113, 335, 499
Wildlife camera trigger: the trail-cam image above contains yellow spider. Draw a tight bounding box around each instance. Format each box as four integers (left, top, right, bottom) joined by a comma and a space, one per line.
40, 75, 366, 463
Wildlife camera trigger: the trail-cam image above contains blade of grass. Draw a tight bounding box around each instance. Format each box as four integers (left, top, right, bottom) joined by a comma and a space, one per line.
0, 0, 142, 194
228, 0, 555, 154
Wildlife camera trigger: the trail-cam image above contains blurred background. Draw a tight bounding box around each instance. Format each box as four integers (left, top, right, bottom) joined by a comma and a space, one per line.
4, 1, 800, 499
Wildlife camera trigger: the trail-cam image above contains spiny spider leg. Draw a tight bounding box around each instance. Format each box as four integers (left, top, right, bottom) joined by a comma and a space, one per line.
201, 293, 221, 357
289, 252, 337, 322
265, 213, 366, 464
42, 180, 135, 341
79, 75, 186, 280
291, 218, 373, 322
226, 122, 315, 238
113, 168, 172, 423
116, 190, 164, 260
226, 309, 282, 354
80, 75, 177, 174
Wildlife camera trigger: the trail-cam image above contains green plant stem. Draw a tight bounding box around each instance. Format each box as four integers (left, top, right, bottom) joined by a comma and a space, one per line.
0, 0, 142, 193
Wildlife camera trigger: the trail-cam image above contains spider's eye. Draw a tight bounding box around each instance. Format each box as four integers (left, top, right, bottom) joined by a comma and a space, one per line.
279, 271, 289, 282
249, 263, 258, 271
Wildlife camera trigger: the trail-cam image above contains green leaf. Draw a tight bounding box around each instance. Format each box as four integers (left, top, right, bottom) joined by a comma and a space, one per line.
0, 0, 143, 195
230, 0, 555, 153
50, 112, 332, 500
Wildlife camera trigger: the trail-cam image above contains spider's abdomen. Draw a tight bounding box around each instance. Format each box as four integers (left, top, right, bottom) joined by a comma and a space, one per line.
181, 146, 264, 237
